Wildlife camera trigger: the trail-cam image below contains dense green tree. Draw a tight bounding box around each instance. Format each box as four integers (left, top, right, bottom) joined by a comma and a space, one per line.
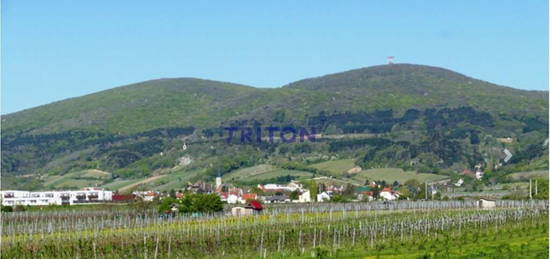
307, 180, 318, 201
249, 186, 264, 195
330, 194, 349, 203
533, 178, 548, 200
1, 205, 13, 212
158, 197, 177, 213
178, 193, 223, 213
289, 190, 300, 200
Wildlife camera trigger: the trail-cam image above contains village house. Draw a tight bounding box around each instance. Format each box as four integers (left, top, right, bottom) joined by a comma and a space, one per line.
475, 170, 484, 180
241, 193, 257, 202
478, 198, 496, 209
355, 186, 374, 201
187, 181, 213, 193
262, 195, 290, 203
231, 200, 263, 216
112, 193, 137, 202
133, 191, 160, 202
316, 191, 331, 202
380, 187, 399, 201
296, 190, 311, 203
258, 183, 300, 193
231, 206, 253, 216
462, 169, 473, 176
218, 186, 245, 204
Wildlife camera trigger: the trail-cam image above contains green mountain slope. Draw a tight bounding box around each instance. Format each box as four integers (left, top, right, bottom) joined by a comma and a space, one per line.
2, 78, 259, 135
2, 64, 548, 190
284, 64, 547, 116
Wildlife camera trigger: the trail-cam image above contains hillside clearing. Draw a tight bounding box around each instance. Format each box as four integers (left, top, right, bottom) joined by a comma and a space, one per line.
224, 164, 313, 184
309, 159, 356, 176
353, 168, 448, 184
43, 169, 112, 189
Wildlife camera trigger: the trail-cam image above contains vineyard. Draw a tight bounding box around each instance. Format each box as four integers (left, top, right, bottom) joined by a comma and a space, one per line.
1, 200, 548, 258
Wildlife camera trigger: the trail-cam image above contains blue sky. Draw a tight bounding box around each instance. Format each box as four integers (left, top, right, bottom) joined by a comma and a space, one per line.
2, 1, 548, 114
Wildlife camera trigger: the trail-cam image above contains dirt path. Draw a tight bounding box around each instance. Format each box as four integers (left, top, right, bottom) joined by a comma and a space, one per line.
118, 174, 167, 193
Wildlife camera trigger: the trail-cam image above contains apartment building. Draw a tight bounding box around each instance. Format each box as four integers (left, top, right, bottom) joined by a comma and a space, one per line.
1, 187, 113, 206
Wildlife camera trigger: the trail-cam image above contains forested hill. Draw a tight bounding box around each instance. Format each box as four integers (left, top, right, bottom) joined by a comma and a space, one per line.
284, 64, 547, 117
2, 64, 548, 190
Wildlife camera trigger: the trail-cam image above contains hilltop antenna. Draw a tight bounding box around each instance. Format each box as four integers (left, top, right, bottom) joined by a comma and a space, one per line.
387, 56, 395, 65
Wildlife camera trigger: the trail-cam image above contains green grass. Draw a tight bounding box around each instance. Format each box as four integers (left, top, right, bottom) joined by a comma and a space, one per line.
290, 231, 548, 258
101, 178, 145, 191
309, 159, 356, 176
223, 164, 314, 183
290, 220, 548, 258
43, 169, 112, 189
309, 160, 448, 184
78, 169, 111, 179
507, 170, 549, 180
148, 169, 206, 192
353, 168, 448, 184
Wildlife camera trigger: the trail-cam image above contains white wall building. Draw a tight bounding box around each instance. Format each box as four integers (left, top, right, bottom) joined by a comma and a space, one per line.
1, 187, 113, 206
478, 199, 496, 209
226, 194, 241, 204
379, 190, 398, 201
475, 170, 484, 180
260, 184, 299, 192
296, 190, 311, 203
316, 192, 331, 202
215, 177, 222, 188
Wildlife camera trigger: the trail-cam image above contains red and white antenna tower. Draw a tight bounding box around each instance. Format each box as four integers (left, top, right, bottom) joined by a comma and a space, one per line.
387, 56, 395, 64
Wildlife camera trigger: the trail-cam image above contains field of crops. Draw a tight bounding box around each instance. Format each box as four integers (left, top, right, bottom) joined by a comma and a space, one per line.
1, 200, 548, 258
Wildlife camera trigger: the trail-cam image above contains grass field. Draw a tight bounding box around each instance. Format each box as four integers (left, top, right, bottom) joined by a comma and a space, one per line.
223, 164, 314, 183
42, 169, 112, 189
353, 168, 448, 184
308, 160, 449, 185
507, 170, 549, 180
309, 159, 356, 176
101, 178, 145, 191
287, 220, 548, 258
147, 169, 206, 192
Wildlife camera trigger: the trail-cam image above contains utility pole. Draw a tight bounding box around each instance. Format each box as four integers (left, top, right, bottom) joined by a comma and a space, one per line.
425, 182, 428, 200
529, 179, 533, 200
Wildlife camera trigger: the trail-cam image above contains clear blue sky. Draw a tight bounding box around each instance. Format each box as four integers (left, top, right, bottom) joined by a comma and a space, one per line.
2, 1, 548, 114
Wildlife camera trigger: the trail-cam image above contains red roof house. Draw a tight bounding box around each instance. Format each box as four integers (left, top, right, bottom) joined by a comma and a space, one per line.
247, 200, 263, 211
241, 193, 257, 201
112, 194, 136, 202
463, 169, 473, 175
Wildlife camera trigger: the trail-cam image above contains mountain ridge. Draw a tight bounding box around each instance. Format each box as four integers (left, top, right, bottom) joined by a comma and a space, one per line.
4, 63, 547, 116
2, 63, 548, 190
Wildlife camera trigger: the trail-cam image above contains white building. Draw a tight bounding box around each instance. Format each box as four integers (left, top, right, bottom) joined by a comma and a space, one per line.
475, 170, 484, 180
260, 183, 300, 192
231, 206, 253, 216
1, 187, 113, 206
226, 194, 241, 204
296, 190, 311, 203
215, 177, 222, 188
133, 191, 159, 202
316, 192, 331, 202
379, 188, 399, 201
478, 199, 496, 209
